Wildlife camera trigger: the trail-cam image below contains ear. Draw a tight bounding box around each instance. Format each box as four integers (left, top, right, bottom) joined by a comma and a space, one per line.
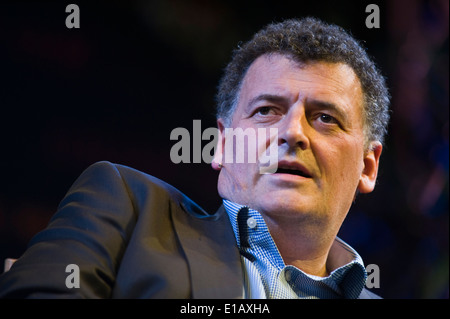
357, 142, 383, 193
211, 119, 226, 170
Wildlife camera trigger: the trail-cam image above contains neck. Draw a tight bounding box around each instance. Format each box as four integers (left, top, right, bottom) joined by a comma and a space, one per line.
262, 214, 337, 277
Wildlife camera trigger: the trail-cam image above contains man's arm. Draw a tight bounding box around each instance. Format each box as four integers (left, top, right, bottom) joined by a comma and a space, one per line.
0, 161, 137, 298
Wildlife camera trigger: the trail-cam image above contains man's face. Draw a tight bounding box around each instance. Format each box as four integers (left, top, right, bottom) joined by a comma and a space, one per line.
214, 54, 381, 230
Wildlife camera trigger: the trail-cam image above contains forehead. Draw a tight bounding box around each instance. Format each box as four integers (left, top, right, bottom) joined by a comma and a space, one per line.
236, 54, 364, 118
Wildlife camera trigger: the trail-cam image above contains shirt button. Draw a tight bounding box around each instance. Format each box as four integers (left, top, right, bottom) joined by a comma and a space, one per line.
285, 269, 292, 281
247, 217, 257, 229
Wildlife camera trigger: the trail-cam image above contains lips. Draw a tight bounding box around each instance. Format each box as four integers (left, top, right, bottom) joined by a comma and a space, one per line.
275, 160, 312, 178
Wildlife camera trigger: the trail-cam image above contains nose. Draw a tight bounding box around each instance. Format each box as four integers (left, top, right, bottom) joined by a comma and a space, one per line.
278, 108, 310, 150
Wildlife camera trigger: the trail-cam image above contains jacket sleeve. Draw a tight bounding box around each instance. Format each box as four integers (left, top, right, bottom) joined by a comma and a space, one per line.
0, 161, 138, 298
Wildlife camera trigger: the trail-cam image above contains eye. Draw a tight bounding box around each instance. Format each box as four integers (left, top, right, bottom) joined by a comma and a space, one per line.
256, 106, 273, 116
249, 106, 282, 124
318, 113, 337, 124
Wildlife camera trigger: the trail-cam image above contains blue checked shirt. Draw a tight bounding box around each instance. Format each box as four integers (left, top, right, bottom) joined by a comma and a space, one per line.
223, 199, 368, 299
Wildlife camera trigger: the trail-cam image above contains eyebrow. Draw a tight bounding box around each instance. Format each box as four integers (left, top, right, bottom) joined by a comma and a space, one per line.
247, 94, 290, 109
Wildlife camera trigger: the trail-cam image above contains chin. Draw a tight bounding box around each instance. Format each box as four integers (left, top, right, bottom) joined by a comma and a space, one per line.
255, 195, 318, 219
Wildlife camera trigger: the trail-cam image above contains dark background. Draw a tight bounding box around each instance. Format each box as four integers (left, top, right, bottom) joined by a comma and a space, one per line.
0, 0, 448, 299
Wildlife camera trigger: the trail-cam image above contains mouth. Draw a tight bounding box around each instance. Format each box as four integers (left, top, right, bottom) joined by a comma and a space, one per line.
275, 161, 312, 178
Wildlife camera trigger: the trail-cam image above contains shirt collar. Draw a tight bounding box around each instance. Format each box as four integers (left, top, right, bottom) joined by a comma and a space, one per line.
223, 199, 368, 298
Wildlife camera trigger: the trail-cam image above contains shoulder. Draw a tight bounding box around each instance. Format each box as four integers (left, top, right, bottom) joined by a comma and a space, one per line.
79, 161, 181, 195
79, 161, 212, 218
80, 160, 165, 185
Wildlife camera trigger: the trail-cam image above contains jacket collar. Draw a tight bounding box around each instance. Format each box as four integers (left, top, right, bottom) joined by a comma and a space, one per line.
172, 202, 243, 299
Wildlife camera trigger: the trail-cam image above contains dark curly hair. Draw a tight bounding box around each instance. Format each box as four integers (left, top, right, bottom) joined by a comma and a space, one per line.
216, 17, 390, 146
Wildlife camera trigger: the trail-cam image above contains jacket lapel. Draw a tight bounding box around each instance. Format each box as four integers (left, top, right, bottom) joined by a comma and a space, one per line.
172, 202, 244, 299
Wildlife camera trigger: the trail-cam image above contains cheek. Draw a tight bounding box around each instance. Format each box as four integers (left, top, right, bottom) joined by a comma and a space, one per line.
315, 140, 364, 191
225, 162, 259, 188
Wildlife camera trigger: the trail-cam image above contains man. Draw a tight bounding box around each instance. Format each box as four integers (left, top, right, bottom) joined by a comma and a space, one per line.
0, 17, 389, 299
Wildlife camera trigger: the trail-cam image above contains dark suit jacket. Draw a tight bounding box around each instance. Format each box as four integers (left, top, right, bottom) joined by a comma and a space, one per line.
0, 161, 380, 299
